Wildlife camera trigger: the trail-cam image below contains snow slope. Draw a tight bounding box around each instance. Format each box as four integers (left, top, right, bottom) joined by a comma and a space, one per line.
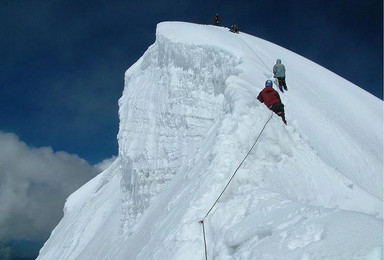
38, 22, 383, 260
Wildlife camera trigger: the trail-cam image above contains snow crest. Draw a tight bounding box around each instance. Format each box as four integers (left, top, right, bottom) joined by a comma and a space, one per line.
38, 22, 383, 260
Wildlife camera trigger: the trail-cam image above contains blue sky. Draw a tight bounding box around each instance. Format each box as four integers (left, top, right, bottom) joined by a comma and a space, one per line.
1, 0, 382, 165
0, 0, 382, 258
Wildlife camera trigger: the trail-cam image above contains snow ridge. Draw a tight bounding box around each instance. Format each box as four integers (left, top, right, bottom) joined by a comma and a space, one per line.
38, 22, 383, 260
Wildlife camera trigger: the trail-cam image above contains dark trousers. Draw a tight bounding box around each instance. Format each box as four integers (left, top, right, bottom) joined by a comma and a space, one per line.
269, 102, 286, 123
277, 77, 286, 87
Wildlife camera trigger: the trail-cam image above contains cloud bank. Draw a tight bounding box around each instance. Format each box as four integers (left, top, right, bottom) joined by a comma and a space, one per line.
0, 132, 98, 243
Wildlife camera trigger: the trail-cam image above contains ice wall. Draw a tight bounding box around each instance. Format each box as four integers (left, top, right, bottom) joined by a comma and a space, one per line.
117, 32, 241, 230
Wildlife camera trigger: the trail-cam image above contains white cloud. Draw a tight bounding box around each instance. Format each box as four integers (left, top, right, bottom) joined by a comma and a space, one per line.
0, 132, 98, 241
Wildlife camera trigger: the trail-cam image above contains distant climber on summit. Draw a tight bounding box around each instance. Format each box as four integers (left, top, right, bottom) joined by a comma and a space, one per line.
213, 13, 220, 25
229, 24, 239, 33
273, 59, 288, 93
257, 79, 287, 125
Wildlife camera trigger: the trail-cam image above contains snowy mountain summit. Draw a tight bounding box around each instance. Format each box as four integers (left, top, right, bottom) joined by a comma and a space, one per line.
38, 22, 383, 260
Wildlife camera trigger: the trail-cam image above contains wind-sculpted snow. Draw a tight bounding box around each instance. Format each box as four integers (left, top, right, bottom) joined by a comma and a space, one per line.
38, 22, 383, 260
118, 33, 241, 231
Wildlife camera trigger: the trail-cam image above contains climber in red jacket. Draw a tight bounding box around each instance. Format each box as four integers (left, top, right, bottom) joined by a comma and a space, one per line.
257, 79, 287, 125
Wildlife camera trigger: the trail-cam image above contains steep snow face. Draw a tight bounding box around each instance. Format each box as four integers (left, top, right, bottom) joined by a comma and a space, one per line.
38, 22, 383, 260
117, 30, 241, 229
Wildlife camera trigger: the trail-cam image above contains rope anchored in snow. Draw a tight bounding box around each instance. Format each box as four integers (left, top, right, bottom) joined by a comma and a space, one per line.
199, 112, 273, 259
199, 220, 208, 260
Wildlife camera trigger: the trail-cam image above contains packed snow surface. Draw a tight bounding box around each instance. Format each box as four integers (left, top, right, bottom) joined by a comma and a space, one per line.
38, 22, 383, 260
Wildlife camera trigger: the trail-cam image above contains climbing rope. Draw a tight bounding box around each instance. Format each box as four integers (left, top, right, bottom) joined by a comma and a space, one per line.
238, 36, 273, 74
199, 112, 273, 259
199, 220, 208, 260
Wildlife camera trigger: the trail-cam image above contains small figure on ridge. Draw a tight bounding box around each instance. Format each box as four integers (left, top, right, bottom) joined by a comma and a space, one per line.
229, 24, 239, 33
213, 13, 220, 26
